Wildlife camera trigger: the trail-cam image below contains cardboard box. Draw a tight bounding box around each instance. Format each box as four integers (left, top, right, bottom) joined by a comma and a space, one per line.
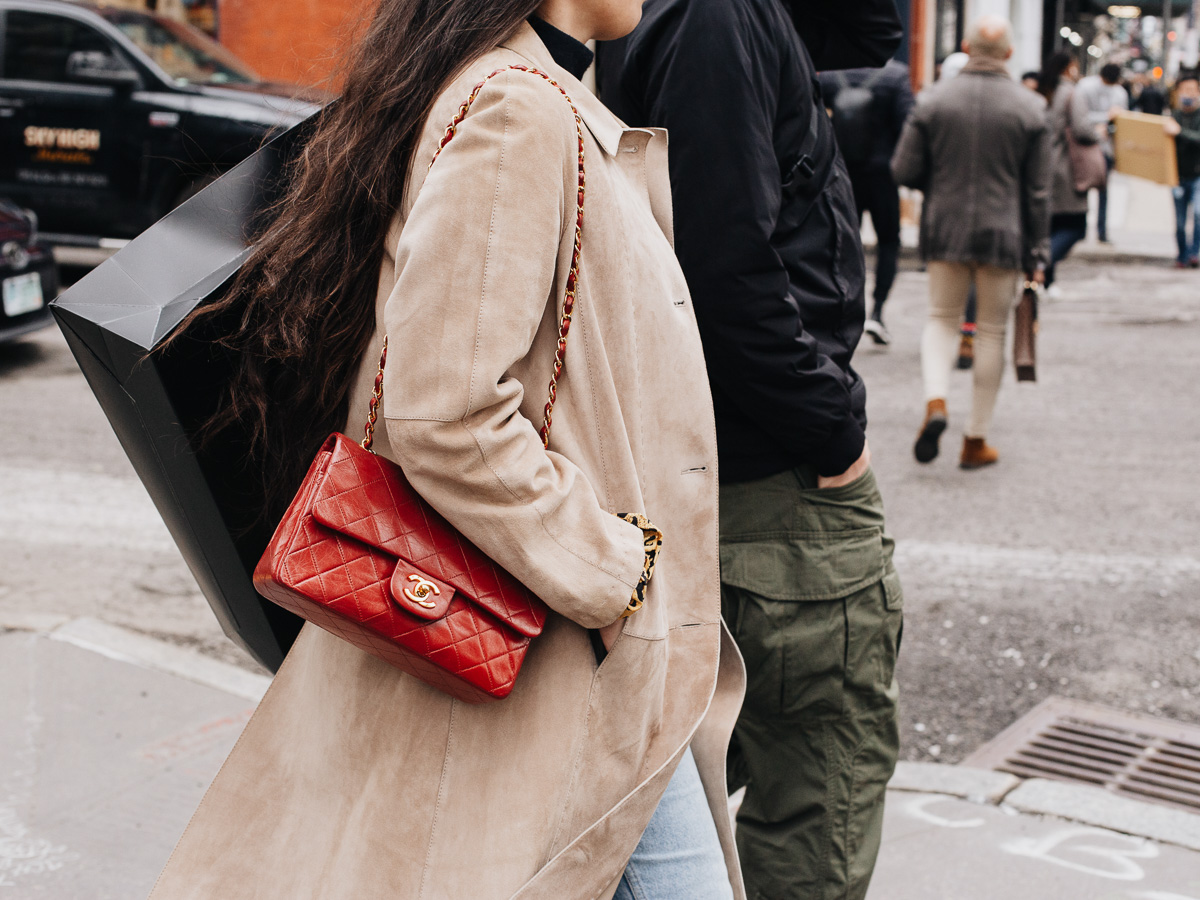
1114, 111, 1179, 187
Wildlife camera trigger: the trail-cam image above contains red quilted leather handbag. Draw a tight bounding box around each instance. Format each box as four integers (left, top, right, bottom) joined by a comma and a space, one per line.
252, 66, 586, 703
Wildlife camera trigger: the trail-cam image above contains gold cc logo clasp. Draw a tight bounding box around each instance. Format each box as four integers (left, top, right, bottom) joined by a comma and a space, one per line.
403, 574, 441, 609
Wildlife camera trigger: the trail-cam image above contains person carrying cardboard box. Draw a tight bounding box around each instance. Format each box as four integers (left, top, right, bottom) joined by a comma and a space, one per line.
1166, 73, 1200, 268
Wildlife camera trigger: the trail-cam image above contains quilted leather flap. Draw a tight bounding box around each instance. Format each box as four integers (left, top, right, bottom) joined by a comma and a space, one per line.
308, 434, 547, 638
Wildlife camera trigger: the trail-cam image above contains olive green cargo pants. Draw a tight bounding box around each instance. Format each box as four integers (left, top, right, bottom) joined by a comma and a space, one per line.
720, 466, 902, 900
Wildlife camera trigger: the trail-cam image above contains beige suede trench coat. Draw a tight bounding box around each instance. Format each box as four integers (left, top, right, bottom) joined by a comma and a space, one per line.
148, 23, 745, 900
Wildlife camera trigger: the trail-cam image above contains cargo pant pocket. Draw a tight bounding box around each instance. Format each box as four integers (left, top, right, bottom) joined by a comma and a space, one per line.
721, 584, 847, 720
843, 568, 903, 708
721, 568, 901, 723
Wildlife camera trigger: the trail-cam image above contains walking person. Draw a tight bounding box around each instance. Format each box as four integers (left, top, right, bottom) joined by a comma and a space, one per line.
1134, 74, 1167, 115
1076, 62, 1129, 243
1165, 72, 1200, 268
820, 59, 915, 345
1039, 51, 1096, 298
598, 1, 905, 897
892, 16, 1050, 469
147, 2, 747, 898
957, 62, 1055, 370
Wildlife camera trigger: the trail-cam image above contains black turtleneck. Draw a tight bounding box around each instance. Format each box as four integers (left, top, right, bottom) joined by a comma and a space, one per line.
528, 17, 593, 80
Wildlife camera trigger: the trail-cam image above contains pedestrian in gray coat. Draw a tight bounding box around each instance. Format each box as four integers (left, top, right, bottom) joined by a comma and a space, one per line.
1077, 63, 1129, 242
892, 15, 1050, 469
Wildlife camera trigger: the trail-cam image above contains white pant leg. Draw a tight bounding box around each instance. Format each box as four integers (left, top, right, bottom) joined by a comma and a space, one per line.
921, 261, 972, 403
966, 265, 1020, 438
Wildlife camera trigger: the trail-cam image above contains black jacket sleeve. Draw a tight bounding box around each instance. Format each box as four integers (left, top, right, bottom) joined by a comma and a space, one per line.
636, 0, 865, 475
890, 65, 916, 143
788, 0, 904, 71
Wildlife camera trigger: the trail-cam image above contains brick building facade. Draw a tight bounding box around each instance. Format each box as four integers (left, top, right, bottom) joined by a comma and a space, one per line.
217, 0, 369, 87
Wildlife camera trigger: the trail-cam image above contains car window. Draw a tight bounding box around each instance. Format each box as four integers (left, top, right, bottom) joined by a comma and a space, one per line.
3, 11, 117, 83
101, 10, 257, 86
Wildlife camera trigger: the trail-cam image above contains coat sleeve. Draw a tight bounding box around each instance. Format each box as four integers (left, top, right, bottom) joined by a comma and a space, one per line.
1175, 112, 1200, 146
890, 105, 929, 190
792, 0, 904, 71
891, 70, 915, 142
381, 71, 645, 630
1020, 118, 1052, 271
1081, 82, 1110, 128
1067, 87, 1099, 144
636, 1, 865, 477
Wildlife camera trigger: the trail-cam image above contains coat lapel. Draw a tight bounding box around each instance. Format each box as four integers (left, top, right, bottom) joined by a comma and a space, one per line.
500, 23, 624, 157
500, 23, 675, 246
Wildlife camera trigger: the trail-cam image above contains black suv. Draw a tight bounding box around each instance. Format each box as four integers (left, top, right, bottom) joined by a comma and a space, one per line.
0, 0, 325, 246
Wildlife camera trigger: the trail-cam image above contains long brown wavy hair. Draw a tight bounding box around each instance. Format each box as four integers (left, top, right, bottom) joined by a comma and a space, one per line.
168, 0, 541, 516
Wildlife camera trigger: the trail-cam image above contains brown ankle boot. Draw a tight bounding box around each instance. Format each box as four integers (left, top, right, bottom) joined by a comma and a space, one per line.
960, 437, 999, 469
914, 399, 948, 463
956, 334, 975, 370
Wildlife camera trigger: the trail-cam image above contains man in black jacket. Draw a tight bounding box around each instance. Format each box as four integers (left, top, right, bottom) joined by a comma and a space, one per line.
598, 2, 903, 897
819, 59, 914, 345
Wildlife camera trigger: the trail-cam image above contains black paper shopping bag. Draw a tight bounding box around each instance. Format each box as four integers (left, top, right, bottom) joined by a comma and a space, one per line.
51, 118, 321, 671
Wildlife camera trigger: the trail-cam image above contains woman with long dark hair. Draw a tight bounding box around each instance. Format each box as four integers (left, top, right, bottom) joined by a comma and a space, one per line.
147, 0, 743, 897
1040, 50, 1095, 297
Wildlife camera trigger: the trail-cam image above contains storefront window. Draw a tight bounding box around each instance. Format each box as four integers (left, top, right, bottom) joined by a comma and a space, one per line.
182, 0, 217, 36
935, 0, 965, 65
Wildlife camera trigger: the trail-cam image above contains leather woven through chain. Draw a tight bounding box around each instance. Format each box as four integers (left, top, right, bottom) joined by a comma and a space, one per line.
363, 64, 587, 453
255, 67, 584, 703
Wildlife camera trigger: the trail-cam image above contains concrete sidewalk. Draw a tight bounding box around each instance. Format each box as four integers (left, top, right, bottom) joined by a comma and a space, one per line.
0, 619, 266, 897
3, 619, 1200, 899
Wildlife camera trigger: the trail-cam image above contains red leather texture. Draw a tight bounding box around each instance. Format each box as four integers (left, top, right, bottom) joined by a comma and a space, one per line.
253, 433, 549, 702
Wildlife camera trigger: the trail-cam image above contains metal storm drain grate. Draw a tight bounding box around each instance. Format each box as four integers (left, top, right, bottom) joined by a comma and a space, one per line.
963, 697, 1200, 814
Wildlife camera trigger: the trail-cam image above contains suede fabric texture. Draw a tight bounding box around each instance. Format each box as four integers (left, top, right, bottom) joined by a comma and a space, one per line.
147, 24, 745, 900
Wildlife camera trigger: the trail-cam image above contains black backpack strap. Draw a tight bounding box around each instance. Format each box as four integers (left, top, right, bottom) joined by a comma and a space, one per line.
784, 100, 824, 185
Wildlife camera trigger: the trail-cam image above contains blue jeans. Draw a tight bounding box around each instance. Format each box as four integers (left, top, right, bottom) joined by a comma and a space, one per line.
1045, 213, 1088, 288
1097, 155, 1114, 241
1174, 176, 1200, 263
615, 748, 733, 900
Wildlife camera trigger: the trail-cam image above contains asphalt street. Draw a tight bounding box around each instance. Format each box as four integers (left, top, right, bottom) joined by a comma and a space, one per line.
2, 253, 1199, 765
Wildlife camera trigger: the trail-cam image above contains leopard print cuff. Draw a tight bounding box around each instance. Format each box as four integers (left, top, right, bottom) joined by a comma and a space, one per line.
613, 512, 663, 618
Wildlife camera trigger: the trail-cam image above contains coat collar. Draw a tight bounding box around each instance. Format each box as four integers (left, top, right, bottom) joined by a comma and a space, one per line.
962, 56, 1012, 76
500, 21, 624, 157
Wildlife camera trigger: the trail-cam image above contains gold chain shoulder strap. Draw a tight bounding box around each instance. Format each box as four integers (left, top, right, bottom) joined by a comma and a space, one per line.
362, 64, 587, 453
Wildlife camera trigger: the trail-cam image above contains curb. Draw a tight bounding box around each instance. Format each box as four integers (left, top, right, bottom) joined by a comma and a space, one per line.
1070, 244, 1176, 265
6, 616, 1200, 853
888, 761, 1019, 804
1, 615, 271, 701
888, 761, 1200, 852
1004, 778, 1200, 853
